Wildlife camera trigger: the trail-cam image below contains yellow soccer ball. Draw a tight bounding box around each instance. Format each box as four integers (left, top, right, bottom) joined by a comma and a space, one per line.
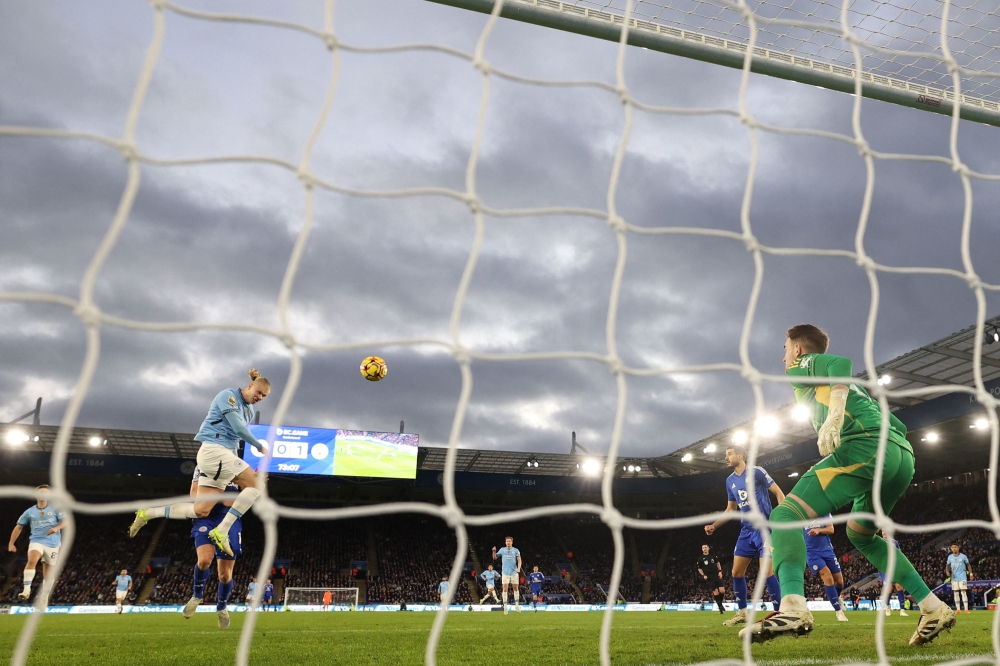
360, 356, 387, 382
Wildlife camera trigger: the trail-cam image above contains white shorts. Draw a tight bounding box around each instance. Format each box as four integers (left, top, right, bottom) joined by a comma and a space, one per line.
953, 580, 968, 591
501, 574, 518, 585
27, 543, 59, 564
115, 590, 127, 601
196, 443, 249, 489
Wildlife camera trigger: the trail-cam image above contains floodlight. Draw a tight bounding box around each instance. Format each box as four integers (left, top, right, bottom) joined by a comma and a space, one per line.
877, 374, 892, 386
681, 453, 693, 462
788, 472, 799, 478
627, 465, 635, 472
792, 404, 810, 422
975, 418, 989, 429
925, 432, 939, 443
581, 459, 600, 475
634, 465, 641, 472
703, 443, 717, 453
756, 416, 779, 437
89, 436, 102, 446
732, 430, 748, 445
5, 430, 27, 445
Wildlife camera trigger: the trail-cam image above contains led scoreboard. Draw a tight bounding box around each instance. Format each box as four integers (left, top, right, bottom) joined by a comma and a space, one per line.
242, 425, 419, 479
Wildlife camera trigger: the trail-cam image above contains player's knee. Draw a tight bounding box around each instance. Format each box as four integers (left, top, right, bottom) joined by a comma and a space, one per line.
194, 504, 213, 519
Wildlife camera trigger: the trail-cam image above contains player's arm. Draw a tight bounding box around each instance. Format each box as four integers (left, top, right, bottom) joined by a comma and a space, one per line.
491, 546, 498, 560
46, 518, 67, 536
716, 561, 723, 577
517, 555, 522, 573
223, 411, 267, 453
967, 558, 973, 580
768, 481, 785, 504
815, 355, 852, 456
8, 524, 23, 553
808, 523, 835, 536
697, 565, 707, 579
705, 501, 738, 534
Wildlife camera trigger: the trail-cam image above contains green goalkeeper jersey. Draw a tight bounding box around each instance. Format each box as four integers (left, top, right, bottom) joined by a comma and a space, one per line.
787, 353, 910, 451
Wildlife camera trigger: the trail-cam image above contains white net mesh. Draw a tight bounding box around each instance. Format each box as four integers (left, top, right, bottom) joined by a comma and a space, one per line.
1, 0, 1000, 665
530, 0, 1000, 104
282, 587, 359, 610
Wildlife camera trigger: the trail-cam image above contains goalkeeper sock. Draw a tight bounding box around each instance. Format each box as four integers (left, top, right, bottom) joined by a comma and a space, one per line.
769, 502, 807, 600
22, 569, 34, 591
765, 575, 782, 608
824, 585, 842, 611
217, 488, 260, 533
192, 565, 211, 600
733, 577, 747, 610
217, 579, 233, 611
846, 527, 932, 602
145, 504, 197, 520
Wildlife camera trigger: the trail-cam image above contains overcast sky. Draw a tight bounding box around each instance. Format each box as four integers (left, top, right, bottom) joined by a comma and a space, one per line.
2, 0, 1000, 458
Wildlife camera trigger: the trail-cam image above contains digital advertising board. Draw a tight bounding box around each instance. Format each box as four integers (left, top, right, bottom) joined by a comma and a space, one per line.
241, 425, 419, 479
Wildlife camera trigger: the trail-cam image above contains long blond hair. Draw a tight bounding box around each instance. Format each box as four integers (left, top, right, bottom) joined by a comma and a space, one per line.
248, 367, 270, 389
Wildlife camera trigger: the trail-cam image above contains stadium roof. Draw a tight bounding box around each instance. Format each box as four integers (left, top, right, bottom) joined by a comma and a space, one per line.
3, 315, 998, 481
666, 314, 1000, 471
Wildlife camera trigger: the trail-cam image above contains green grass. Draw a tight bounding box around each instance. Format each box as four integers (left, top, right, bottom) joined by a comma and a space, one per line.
333, 437, 417, 478
0, 611, 991, 666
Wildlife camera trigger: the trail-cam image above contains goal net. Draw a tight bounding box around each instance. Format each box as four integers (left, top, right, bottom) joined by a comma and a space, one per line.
2, 1, 999, 666
282, 587, 359, 611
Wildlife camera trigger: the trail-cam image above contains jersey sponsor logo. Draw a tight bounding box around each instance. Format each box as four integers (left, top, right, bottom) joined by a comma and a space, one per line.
737, 490, 748, 502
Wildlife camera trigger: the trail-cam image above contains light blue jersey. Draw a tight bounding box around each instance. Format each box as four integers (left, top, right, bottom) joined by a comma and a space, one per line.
726, 466, 776, 522
481, 569, 500, 588
247, 582, 257, 596
17, 505, 64, 548
480, 569, 500, 588
439, 581, 449, 594
496, 547, 520, 575
115, 575, 132, 593
947, 553, 970, 582
194, 388, 256, 452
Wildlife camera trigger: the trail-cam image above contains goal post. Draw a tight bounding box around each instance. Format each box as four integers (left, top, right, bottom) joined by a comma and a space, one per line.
281, 588, 360, 611
427, 0, 1000, 127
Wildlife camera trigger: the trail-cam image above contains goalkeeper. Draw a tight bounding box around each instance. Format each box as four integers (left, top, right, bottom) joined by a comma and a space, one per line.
741, 324, 954, 646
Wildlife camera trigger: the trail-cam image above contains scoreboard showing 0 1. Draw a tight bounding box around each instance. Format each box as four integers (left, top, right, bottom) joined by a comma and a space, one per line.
242, 424, 418, 479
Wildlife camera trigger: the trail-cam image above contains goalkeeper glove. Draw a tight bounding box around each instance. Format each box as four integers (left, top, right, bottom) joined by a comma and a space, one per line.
817, 386, 848, 456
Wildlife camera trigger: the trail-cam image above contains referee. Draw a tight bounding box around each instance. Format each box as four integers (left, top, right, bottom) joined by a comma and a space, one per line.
697, 544, 726, 614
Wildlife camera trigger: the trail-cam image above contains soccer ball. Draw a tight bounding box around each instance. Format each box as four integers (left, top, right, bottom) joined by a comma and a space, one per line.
360, 356, 387, 382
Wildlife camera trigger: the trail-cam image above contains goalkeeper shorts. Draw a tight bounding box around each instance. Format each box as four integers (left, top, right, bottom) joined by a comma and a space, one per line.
787, 435, 913, 523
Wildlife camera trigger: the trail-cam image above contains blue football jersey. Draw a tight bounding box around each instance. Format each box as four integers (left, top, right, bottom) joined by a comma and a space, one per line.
17, 505, 64, 548
947, 553, 970, 582
529, 572, 545, 586
496, 547, 520, 575
194, 388, 255, 451
805, 515, 835, 554
726, 466, 775, 522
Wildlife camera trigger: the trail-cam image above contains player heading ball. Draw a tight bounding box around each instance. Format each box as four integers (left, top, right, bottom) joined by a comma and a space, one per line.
129, 368, 271, 558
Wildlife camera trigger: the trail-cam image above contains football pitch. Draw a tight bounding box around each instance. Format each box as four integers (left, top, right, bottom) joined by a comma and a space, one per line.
0, 611, 991, 666
333, 437, 417, 478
